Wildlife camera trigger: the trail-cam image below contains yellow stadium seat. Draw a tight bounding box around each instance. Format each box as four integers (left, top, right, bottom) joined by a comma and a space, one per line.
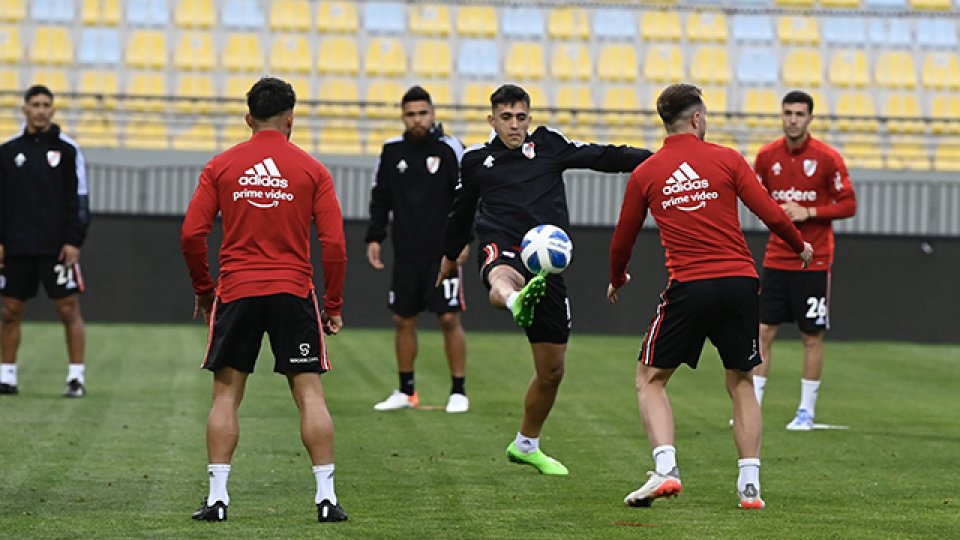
423, 82, 453, 119
707, 131, 737, 152
829, 50, 870, 88
875, 51, 917, 89
461, 83, 496, 121
834, 91, 878, 132
222, 123, 251, 147
842, 136, 883, 169
807, 90, 828, 115
777, 16, 819, 45
887, 141, 931, 171
365, 38, 407, 77
125, 121, 168, 150
173, 123, 218, 151
601, 86, 643, 127
555, 86, 594, 126
910, 0, 952, 9
821, 0, 861, 6
283, 75, 312, 112
597, 44, 638, 82
317, 79, 360, 119
365, 125, 399, 155
690, 46, 730, 85
174, 0, 216, 28
930, 95, 960, 134
547, 7, 589, 40
775, 0, 815, 5
921, 52, 960, 91
933, 143, 960, 171
641, 11, 682, 41
687, 12, 728, 43
74, 114, 118, 148
607, 128, 645, 149
456, 6, 498, 37
0, 69, 19, 108
270, 35, 312, 73
643, 45, 683, 84
317, 124, 362, 155
523, 84, 550, 122
269, 0, 311, 31
0, 116, 21, 139
222, 34, 264, 72
412, 40, 452, 78
30, 26, 73, 66
173, 32, 216, 71
461, 125, 495, 146
410, 4, 451, 36
742, 88, 780, 129
701, 86, 729, 128
125, 30, 166, 69
366, 80, 405, 119
317, 37, 359, 75
28, 70, 69, 108
1, 0, 26, 21
126, 73, 167, 113
174, 75, 216, 114
505, 42, 546, 80
551, 44, 591, 81
783, 49, 823, 87
77, 70, 118, 111
882, 94, 925, 134
223, 76, 251, 114
82, 0, 121, 26
316, 2, 358, 33
0, 25, 22, 63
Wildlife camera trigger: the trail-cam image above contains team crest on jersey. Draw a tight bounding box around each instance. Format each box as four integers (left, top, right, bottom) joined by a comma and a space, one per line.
14, 152, 25, 167
483, 155, 495, 168
396, 159, 408, 173
772, 162, 782, 176
47, 150, 61, 168
522, 142, 536, 159
803, 159, 818, 177
426, 156, 440, 174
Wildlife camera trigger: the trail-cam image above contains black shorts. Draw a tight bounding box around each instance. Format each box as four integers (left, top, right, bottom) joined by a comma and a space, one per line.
759, 268, 831, 333
478, 240, 571, 344
639, 277, 762, 372
0, 256, 84, 300
390, 258, 465, 317
202, 291, 330, 375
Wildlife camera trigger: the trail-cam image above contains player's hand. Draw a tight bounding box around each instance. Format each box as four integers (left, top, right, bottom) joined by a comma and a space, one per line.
799, 242, 814, 269
455, 245, 470, 266
366, 242, 385, 270
780, 202, 811, 222
193, 291, 215, 324
607, 273, 631, 304
435, 256, 457, 287
59, 244, 80, 267
321, 311, 343, 335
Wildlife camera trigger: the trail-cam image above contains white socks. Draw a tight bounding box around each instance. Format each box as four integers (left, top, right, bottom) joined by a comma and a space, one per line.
514, 432, 539, 453
207, 464, 231, 505
737, 458, 761, 493
752, 375, 767, 406
799, 378, 820, 416
505, 291, 519, 311
652, 445, 677, 475
313, 464, 337, 504
67, 364, 85, 384
0, 364, 17, 385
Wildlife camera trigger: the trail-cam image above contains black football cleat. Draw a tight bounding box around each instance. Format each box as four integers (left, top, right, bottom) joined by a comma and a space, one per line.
0, 383, 18, 395
192, 499, 228, 522
64, 379, 85, 398
317, 499, 348, 523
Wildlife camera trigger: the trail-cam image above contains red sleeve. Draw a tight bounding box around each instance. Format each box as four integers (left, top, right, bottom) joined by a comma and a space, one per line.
609, 169, 648, 288
812, 150, 857, 221
753, 151, 767, 187
734, 155, 805, 253
180, 162, 219, 295
314, 165, 347, 316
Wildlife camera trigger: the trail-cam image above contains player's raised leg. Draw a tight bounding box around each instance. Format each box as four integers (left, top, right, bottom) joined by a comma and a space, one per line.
625, 364, 682, 507
488, 265, 546, 327
506, 341, 568, 475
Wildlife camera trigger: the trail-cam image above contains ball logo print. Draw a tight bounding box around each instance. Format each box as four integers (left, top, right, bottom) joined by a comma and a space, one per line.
520, 224, 573, 275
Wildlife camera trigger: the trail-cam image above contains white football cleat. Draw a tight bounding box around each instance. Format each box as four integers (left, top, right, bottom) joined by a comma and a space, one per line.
738, 483, 766, 509
445, 393, 469, 413
786, 408, 814, 431
624, 470, 682, 507
373, 390, 419, 411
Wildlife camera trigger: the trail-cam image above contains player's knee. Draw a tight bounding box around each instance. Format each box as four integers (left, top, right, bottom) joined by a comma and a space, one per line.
1, 304, 23, 324
437, 313, 461, 332
55, 300, 81, 322
537, 362, 565, 386
392, 314, 416, 331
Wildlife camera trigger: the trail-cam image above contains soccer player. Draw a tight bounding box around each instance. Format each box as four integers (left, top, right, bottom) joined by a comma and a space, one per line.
753, 90, 857, 431
366, 86, 470, 414
0, 85, 90, 398
607, 84, 813, 509
439, 83, 651, 475
181, 77, 348, 523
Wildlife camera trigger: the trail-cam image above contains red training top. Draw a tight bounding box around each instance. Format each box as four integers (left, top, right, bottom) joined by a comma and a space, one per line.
181, 130, 347, 314
610, 133, 805, 287
754, 135, 856, 271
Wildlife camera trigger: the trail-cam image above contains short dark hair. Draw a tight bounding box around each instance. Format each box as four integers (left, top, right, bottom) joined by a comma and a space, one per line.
782, 90, 814, 114
246, 77, 296, 120
24, 84, 54, 103
401, 85, 432, 106
490, 84, 530, 111
656, 84, 703, 126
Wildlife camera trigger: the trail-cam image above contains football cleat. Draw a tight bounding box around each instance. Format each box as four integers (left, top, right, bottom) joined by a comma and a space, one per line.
506, 442, 569, 475
738, 483, 766, 509
0, 383, 18, 395
445, 393, 469, 413
624, 469, 682, 507
191, 499, 228, 522
64, 379, 85, 398
373, 390, 419, 411
317, 499, 348, 523
511, 273, 547, 327
786, 408, 814, 431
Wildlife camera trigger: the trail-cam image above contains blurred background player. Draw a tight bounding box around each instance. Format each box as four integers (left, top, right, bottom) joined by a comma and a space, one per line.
181, 77, 348, 523
439, 84, 651, 475
366, 86, 470, 414
752, 90, 857, 431
608, 83, 812, 509
0, 85, 90, 397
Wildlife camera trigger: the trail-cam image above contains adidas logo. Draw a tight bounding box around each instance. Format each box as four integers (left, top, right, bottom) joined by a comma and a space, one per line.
238, 157, 288, 188
662, 162, 709, 195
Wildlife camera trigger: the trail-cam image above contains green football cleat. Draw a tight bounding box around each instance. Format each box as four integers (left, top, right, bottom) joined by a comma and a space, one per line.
506, 442, 569, 476
510, 273, 547, 327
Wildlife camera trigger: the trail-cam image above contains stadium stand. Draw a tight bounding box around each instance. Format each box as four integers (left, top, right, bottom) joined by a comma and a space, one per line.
412, 40, 453, 78
742, 88, 780, 128
30, 26, 74, 66
125, 73, 166, 113
78, 28, 121, 65
822, 17, 866, 46
555, 85, 594, 126
82, 0, 121, 26
316, 1, 357, 33
736, 48, 778, 85
220, 0, 264, 29
73, 114, 118, 148
882, 93, 925, 134
644, 45, 684, 84
916, 19, 958, 48
691, 46, 731, 85
456, 6, 498, 37
268, 0, 311, 32
317, 37, 359, 75
930, 95, 960, 134
547, 7, 590, 40
782, 49, 824, 88
365, 80, 405, 119
505, 42, 547, 80
501, 6, 544, 37
461, 82, 496, 121
875, 50, 918, 89
777, 15, 819, 45
457, 40, 498, 77
174, 74, 216, 114
732, 14, 775, 42
172, 123, 218, 151
868, 18, 912, 46
173, 32, 216, 71
592, 9, 634, 39
597, 44, 638, 82
0, 25, 22, 64
222, 33, 264, 72
126, 0, 169, 26
31, 0, 75, 23
125, 120, 168, 149
835, 91, 879, 132
77, 70, 118, 111
641, 11, 682, 41
934, 143, 960, 171
365, 38, 408, 77
551, 43, 592, 81
315, 79, 360, 118
409, 4, 452, 36
829, 50, 870, 88
317, 123, 362, 155
364, 2, 406, 33
174, 0, 216, 28
0, 70, 20, 108
2, 0, 27, 22
601, 86, 644, 127
269, 35, 312, 74
125, 30, 166, 70
687, 11, 728, 42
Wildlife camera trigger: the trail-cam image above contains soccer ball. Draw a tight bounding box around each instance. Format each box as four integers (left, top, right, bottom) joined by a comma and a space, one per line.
520, 224, 573, 275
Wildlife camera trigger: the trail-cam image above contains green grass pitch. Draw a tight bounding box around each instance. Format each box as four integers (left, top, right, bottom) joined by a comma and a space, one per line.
0, 323, 958, 539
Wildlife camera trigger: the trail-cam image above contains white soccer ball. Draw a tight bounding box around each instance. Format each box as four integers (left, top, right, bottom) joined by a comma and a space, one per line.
520, 224, 573, 275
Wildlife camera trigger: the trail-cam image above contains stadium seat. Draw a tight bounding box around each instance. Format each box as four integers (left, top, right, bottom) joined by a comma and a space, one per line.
505, 42, 546, 80
365, 80, 405, 119
742, 88, 780, 128
423, 82, 453, 119
173, 32, 215, 71
461, 125, 495, 146
317, 38, 359, 75
777, 16, 819, 45
222, 123, 251, 147
921, 52, 960, 90
412, 40, 452, 78
126, 73, 167, 112
523, 84, 550, 121
364, 2, 406, 33
28, 70, 69, 106
221, 0, 264, 29
282, 75, 312, 111
316, 2, 358, 33
0, 25, 22, 63
864, 0, 907, 7
875, 51, 917, 89
834, 91, 878, 132
882, 93, 925, 134
807, 90, 828, 115
933, 143, 960, 171
410, 4, 451, 36
911, 0, 952, 8
597, 44, 638, 82
930, 94, 960, 134
365, 125, 399, 155
600, 86, 643, 127
736, 48, 778, 85
223, 76, 251, 114
687, 12, 728, 42
30, 26, 74, 66
222, 34, 264, 72
456, 6, 498, 37
457, 40, 498, 77
125, 121, 168, 149
125, 30, 166, 69
868, 19, 912, 47
690, 46, 730, 85
77, 28, 120, 65
502, 7, 544, 37
1, 0, 26, 21
552, 44, 592, 81
172, 123, 218, 152
842, 136, 884, 169
74, 114, 118, 148
126, 0, 169, 26
548, 7, 590, 40
269, 36, 312, 74
887, 142, 931, 171
640, 11, 682, 41
823, 18, 867, 47
317, 124, 362, 155
31, 0, 75, 23
916, 19, 958, 48
829, 50, 870, 87
81, 0, 121, 26
174, 0, 215, 28
774, 0, 814, 5
644, 45, 683, 84
732, 15, 775, 42
701, 86, 729, 128
782, 49, 823, 87
269, 0, 310, 31
0, 116, 21, 140
77, 70, 118, 111
592, 9, 635, 39
0, 70, 20, 108
461, 82, 496, 121
821, 0, 862, 6
606, 128, 645, 149
174, 74, 215, 114
365, 38, 407, 77
555, 86, 594, 126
